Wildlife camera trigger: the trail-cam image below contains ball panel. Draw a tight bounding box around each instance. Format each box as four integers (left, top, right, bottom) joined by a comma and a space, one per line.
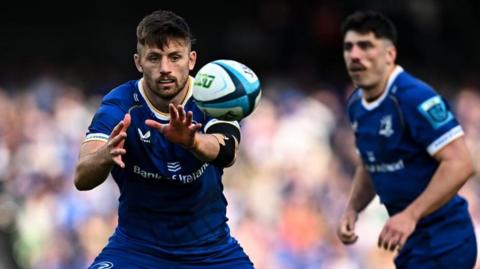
195, 95, 251, 121
214, 60, 260, 95
248, 89, 262, 114
213, 60, 258, 83
192, 63, 236, 102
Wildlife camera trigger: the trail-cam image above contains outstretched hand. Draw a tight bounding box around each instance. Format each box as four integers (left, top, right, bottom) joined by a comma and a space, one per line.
145, 104, 202, 149
106, 113, 131, 168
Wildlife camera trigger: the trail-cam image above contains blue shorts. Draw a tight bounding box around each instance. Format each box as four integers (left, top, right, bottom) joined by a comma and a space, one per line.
88, 230, 254, 269
394, 235, 477, 269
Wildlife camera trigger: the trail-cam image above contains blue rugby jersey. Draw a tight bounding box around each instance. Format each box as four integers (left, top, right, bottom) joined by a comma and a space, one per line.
347, 66, 474, 251
85, 77, 241, 255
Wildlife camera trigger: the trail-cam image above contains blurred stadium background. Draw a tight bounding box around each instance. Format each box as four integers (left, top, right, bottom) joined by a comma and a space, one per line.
0, 1, 479, 268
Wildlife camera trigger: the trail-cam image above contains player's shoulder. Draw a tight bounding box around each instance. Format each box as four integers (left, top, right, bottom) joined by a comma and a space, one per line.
346, 88, 362, 109
391, 71, 438, 106
101, 80, 139, 110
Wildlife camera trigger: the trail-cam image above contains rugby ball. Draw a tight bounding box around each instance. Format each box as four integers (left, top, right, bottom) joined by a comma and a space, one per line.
193, 60, 261, 121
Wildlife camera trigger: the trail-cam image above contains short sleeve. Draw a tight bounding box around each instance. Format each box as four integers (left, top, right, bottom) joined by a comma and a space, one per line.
85, 98, 126, 142
401, 86, 463, 155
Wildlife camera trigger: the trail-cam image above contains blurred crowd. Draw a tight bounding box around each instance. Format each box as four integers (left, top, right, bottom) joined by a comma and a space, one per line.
0, 75, 480, 269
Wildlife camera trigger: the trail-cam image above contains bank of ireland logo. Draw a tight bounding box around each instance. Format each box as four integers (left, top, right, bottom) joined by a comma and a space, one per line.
379, 115, 394, 137
92, 261, 114, 269
167, 162, 181, 172
138, 128, 151, 143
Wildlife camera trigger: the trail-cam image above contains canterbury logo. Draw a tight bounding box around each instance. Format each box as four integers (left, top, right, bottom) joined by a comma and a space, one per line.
137, 128, 151, 143
167, 162, 181, 172
92, 261, 114, 269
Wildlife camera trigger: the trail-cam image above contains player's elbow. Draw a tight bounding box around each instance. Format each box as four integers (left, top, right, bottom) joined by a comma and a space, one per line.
462, 158, 475, 181
73, 168, 95, 191
74, 175, 92, 191
454, 155, 475, 185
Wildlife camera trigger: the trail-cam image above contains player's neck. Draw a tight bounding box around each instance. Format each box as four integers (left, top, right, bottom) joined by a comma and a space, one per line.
363, 65, 395, 103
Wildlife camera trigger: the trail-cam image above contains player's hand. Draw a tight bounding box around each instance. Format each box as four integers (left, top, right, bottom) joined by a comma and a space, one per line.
337, 208, 359, 245
106, 113, 131, 168
378, 211, 417, 252
145, 104, 202, 149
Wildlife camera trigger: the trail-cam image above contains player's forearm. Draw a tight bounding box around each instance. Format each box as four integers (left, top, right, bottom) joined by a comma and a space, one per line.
189, 133, 238, 166
347, 164, 376, 213
403, 158, 473, 222
74, 145, 113, 191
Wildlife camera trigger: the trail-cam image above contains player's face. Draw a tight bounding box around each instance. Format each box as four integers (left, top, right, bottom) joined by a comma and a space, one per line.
343, 31, 396, 90
134, 38, 196, 100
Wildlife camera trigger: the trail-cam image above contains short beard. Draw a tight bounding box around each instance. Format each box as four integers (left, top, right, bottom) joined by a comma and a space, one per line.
149, 75, 188, 101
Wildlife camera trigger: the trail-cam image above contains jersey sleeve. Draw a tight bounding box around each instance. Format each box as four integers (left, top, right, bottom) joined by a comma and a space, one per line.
401, 85, 463, 155
85, 97, 127, 143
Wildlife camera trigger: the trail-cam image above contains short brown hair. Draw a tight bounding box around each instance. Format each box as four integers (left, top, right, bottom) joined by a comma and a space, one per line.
136, 10, 195, 52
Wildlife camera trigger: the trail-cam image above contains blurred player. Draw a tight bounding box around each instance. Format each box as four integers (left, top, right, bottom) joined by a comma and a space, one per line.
337, 10, 477, 268
73, 10, 253, 269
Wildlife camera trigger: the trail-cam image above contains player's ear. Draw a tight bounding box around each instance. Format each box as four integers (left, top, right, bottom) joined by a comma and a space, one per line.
189, 50, 197, 71
134, 53, 143, 73
386, 45, 397, 65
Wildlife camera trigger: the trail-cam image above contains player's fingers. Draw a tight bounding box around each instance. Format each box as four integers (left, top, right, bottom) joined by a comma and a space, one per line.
339, 232, 358, 244
389, 238, 401, 252
185, 111, 193, 126
378, 228, 387, 248
109, 132, 127, 147
169, 103, 179, 121
122, 113, 131, 130
113, 156, 125, 168
110, 148, 126, 156
339, 223, 352, 236
380, 230, 396, 250
110, 120, 124, 138
189, 123, 202, 132
386, 232, 401, 251
382, 234, 391, 250
397, 234, 407, 252
338, 221, 358, 244
348, 234, 358, 244
145, 119, 163, 129
346, 218, 356, 232
177, 105, 186, 121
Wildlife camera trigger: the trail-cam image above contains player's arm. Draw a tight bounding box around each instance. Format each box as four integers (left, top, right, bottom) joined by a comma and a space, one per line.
145, 104, 240, 167
337, 159, 376, 245
74, 114, 131, 190
405, 136, 473, 220
189, 124, 239, 167
378, 137, 473, 252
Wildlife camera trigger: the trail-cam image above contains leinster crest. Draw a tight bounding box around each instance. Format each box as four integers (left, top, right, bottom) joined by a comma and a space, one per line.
379, 115, 394, 137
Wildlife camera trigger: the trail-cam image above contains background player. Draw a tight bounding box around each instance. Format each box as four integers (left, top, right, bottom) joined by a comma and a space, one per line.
73, 9, 254, 269
337, 10, 477, 268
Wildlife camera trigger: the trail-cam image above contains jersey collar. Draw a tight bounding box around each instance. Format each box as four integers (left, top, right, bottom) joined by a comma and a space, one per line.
361, 65, 404, 111
137, 76, 194, 121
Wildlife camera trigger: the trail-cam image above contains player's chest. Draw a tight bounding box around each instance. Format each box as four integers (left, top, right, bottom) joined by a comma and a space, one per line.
351, 103, 406, 160
125, 106, 204, 171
